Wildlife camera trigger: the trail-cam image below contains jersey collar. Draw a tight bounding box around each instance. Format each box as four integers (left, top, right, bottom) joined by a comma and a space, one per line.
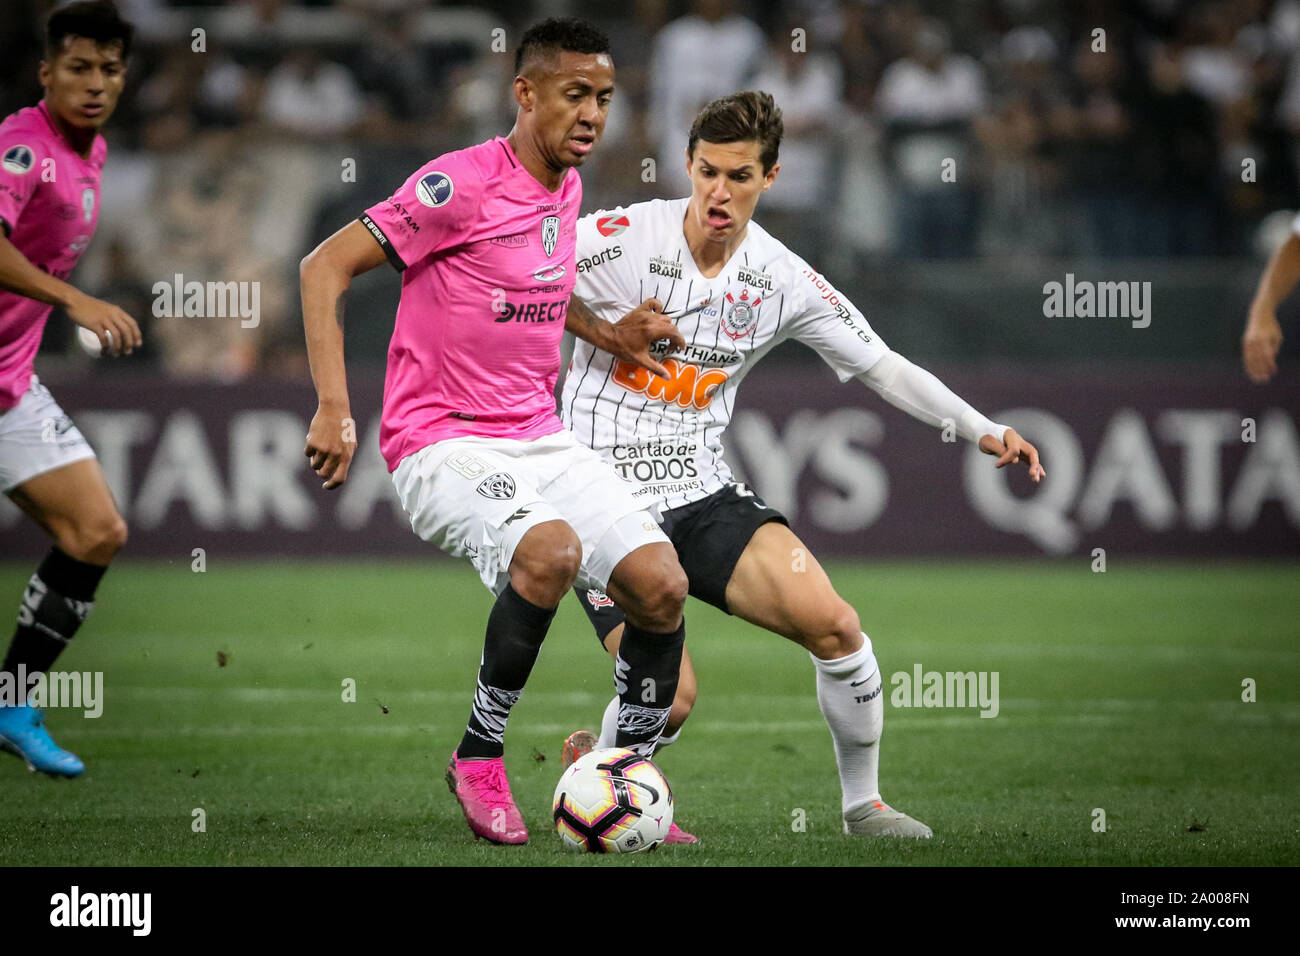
37, 100, 98, 161
498, 135, 572, 197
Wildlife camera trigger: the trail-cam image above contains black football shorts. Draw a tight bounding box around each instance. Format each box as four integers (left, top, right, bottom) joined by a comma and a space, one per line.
573, 482, 789, 646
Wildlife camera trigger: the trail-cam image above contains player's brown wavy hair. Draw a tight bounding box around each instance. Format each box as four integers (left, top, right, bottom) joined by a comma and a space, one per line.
687, 91, 784, 174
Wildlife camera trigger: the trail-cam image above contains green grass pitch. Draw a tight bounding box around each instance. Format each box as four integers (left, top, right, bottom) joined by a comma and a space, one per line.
0, 559, 1297, 867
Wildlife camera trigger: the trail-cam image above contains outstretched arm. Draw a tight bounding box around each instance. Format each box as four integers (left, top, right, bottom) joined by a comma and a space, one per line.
566, 294, 685, 378
859, 351, 1045, 481
0, 234, 141, 355
1243, 232, 1299, 383
299, 219, 387, 489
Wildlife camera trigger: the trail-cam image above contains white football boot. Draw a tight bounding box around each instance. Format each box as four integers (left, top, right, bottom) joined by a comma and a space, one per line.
844, 799, 933, 838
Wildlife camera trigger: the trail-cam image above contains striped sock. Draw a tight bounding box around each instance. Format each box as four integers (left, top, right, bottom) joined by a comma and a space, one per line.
457, 585, 555, 759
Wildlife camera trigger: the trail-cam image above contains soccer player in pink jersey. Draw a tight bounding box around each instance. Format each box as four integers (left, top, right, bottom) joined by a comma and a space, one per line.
300, 18, 691, 846
0, 2, 142, 777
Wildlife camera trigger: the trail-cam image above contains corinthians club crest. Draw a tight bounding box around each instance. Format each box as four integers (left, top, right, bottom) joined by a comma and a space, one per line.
721, 287, 762, 339
541, 215, 560, 257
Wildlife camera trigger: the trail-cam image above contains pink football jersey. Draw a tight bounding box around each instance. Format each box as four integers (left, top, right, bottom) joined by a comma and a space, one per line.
361, 137, 580, 471
0, 101, 105, 410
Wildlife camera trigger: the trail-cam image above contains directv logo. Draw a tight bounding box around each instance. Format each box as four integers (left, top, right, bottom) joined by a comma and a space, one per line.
416, 171, 453, 208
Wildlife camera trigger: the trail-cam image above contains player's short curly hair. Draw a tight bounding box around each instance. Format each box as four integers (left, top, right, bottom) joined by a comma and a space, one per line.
46, 0, 134, 61
687, 91, 785, 174
514, 17, 611, 77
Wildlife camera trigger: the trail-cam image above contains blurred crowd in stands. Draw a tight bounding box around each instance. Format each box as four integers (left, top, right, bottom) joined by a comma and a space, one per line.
3, 0, 1298, 377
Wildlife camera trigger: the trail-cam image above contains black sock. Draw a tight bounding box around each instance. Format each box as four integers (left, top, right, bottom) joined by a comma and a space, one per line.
614, 618, 685, 756
457, 584, 557, 759
2, 548, 106, 685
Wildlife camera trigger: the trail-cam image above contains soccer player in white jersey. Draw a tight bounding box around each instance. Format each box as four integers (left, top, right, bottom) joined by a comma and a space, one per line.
559, 92, 1045, 839
0, 2, 141, 778
300, 19, 691, 846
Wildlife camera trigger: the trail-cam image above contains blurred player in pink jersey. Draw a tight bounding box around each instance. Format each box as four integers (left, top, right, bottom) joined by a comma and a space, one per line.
0, 2, 142, 778
300, 18, 692, 846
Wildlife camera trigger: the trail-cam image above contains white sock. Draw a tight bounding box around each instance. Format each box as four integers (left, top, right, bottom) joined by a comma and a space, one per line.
596, 695, 619, 750
654, 727, 680, 751
812, 633, 883, 815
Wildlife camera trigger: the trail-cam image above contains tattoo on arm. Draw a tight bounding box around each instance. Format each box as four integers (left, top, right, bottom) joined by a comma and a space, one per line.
569, 296, 598, 328
565, 294, 613, 349
334, 291, 347, 329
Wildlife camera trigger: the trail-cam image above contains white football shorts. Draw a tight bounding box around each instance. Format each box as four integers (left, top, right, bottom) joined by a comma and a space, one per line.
0, 376, 96, 493
391, 428, 669, 594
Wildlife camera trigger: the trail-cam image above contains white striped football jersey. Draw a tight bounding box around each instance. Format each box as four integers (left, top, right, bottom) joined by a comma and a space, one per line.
562, 197, 890, 513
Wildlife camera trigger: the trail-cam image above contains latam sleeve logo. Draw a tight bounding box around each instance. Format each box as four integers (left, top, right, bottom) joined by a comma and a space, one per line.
415, 171, 453, 207
2, 145, 34, 175
596, 213, 629, 237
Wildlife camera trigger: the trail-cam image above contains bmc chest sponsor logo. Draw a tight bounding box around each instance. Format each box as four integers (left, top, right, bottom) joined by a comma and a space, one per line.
541, 215, 560, 256
415, 171, 453, 207
649, 256, 683, 280
612, 358, 728, 409
578, 244, 621, 273
596, 213, 629, 237
721, 287, 762, 339
736, 266, 774, 293
2, 144, 34, 175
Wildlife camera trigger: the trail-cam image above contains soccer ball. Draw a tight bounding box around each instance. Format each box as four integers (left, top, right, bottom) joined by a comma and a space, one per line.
552, 747, 673, 853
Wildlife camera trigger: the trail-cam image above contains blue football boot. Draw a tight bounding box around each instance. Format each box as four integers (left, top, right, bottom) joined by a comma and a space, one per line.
0, 703, 84, 777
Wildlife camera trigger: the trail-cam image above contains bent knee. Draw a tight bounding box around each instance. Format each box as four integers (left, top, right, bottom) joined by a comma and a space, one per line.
801, 601, 862, 659
58, 514, 128, 563
101, 515, 128, 554
549, 538, 582, 582
658, 564, 689, 612
609, 545, 688, 630
511, 522, 582, 601
636, 564, 688, 625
